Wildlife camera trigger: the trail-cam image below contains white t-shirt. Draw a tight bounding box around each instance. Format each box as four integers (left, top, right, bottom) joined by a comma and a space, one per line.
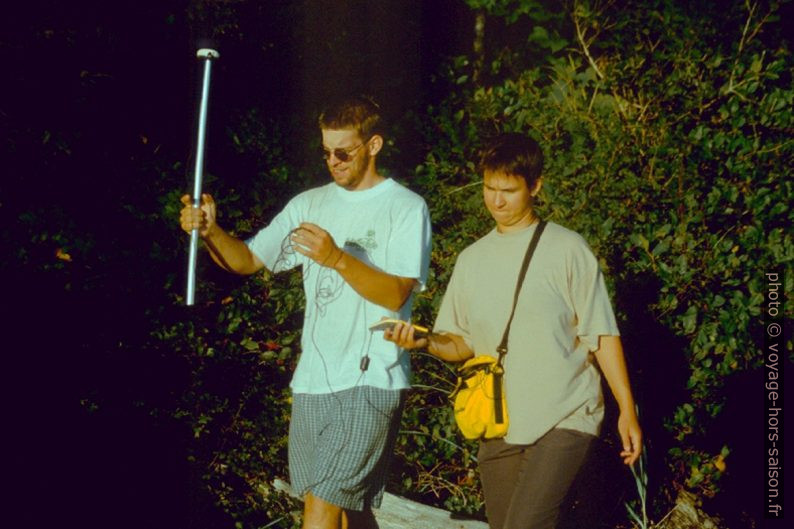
247, 178, 431, 394
434, 221, 619, 444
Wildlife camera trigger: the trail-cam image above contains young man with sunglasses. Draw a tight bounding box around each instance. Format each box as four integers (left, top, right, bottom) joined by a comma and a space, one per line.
180, 96, 431, 529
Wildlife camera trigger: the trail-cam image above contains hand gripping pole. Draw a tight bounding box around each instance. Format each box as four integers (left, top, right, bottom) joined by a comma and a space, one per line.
186, 47, 220, 306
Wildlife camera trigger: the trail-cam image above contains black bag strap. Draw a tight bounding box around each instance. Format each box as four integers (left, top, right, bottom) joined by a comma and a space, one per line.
496, 219, 547, 365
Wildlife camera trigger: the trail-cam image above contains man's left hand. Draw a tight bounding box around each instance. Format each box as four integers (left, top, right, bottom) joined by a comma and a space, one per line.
618, 411, 643, 466
290, 222, 344, 268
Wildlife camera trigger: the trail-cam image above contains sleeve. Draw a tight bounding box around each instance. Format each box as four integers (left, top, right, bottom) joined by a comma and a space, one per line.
384, 197, 432, 291
433, 255, 474, 351
569, 238, 620, 352
245, 198, 305, 273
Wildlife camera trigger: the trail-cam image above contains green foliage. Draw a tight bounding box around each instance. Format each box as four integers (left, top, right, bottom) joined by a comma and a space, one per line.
395, 351, 484, 515
626, 438, 649, 529
150, 2, 791, 525
148, 131, 312, 526
464, 0, 554, 24
412, 0, 793, 520
9, 1, 789, 527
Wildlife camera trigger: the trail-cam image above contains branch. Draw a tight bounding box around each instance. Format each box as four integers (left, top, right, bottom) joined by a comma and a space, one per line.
572, 1, 605, 80
728, 1, 759, 93
444, 180, 483, 196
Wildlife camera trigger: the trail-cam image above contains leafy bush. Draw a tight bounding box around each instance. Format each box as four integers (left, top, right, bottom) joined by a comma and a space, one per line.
406, 0, 793, 523
6, 2, 789, 527
143, 1, 791, 526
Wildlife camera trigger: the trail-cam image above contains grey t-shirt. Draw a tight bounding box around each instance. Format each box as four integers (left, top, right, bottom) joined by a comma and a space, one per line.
434, 221, 619, 444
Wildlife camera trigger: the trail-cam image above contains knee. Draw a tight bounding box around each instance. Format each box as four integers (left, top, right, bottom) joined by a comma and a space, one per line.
303, 492, 343, 529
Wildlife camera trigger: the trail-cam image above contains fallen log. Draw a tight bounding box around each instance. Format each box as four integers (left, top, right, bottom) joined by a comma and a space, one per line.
273, 479, 488, 529
654, 490, 722, 529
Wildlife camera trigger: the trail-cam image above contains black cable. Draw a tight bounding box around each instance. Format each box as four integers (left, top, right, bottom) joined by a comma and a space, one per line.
268, 224, 384, 492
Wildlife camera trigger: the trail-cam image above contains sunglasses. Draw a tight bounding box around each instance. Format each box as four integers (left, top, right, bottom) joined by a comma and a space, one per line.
322, 140, 369, 162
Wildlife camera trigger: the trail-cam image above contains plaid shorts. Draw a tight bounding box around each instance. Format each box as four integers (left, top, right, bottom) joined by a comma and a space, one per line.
288, 386, 406, 510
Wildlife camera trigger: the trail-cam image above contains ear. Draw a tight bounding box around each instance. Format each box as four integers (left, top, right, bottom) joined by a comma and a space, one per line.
367, 134, 384, 157
530, 177, 543, 197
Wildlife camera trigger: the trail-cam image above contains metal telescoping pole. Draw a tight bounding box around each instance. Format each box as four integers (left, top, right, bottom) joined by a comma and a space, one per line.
186, 48, 220, 306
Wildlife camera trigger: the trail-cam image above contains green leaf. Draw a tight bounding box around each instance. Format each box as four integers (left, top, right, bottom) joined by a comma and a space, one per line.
682, 306, 698, 334
630, 233, 650, 252
652, 239, 670, 256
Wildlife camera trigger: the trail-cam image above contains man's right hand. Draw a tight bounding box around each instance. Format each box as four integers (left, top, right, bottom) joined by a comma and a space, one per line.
385, 323, 474, 363
180, 193, 217, 238
383, 320, 429, 350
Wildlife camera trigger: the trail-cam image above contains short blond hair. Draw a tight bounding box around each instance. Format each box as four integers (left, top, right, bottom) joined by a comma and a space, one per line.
318, 95, 383, 140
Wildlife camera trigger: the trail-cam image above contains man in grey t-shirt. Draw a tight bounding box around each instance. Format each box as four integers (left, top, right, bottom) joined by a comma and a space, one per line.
385, 133, 641, 529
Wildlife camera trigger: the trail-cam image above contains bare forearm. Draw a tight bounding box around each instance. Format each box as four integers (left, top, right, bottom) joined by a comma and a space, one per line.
594, 335, 643, 464
594, 335, 636, 414
427, 332, 474, 363
203, 224, 263, 275
382, 322, 473, 363
333, 251, 414, 311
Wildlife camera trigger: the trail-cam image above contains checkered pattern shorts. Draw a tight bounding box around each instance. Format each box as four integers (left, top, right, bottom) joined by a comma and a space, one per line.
288, 386, 406, 511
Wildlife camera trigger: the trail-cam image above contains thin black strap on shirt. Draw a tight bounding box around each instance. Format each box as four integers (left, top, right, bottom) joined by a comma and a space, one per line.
496, 219, 547, 362
492, 219, 546, 425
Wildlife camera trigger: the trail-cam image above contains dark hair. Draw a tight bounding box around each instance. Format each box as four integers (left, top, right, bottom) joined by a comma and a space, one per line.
318, 95, 383, 140
479, 132, 544, 189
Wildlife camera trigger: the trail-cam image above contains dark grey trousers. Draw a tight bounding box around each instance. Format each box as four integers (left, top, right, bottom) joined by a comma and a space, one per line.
478, 428, 595, 529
